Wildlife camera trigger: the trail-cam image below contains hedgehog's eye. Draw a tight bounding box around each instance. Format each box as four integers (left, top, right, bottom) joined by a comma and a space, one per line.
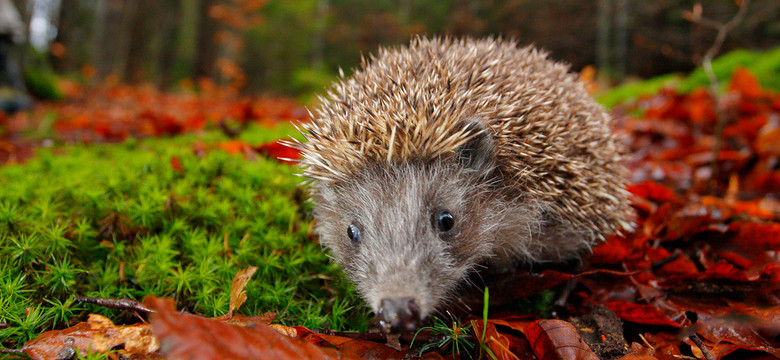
436, 211, 454, 232
347, 224, 361, 244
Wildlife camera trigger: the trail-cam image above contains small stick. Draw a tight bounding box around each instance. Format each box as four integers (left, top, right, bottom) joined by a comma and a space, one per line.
0, 349, 26, 354
75, 296, 154, 313
689, 333, 716, 360
684, 0, 751, 193
651, 250, 682, 270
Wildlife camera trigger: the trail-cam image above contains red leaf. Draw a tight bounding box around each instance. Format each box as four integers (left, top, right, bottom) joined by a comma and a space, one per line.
170, 156, 184, 173
729, 67, 763, 99
699, 261, 749, 282
729, 221, 780, 250
218, 140, 250, 155
627, 181, 679, 204
590, 235, 633, 264
755, 126, 780, 156
658, 204, 714, 241
183, 115, 207, 132
685, 88, 715, 124
605, 301, 680, 328
255, 140, 301, 164
718, 250, 753, 269
645, 248, 698, 277
523, 319, 599, 360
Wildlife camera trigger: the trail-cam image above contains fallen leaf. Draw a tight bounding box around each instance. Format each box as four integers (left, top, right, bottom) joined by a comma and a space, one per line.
605, 302, 681, 328
228, 266, 258, 317
22, 314, 159, 360
729, 67, 763, 99
146, 296, 346, 360
627, 181, 680, 204
472, 319, 520, 360
523, 319, 599, 360
170, 156, 184, 173
255, 140, 301, 164
313, 333, 411, 360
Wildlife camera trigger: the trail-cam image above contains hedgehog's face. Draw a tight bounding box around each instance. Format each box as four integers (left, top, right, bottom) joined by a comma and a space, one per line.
314, 160, 495, 333
309, 118, 505, 331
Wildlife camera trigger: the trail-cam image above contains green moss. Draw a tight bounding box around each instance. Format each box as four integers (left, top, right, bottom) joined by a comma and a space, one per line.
597, 73, 681, 109
0, 123, 369, 349
599, 46, 780, 108
677, 48, 760, 93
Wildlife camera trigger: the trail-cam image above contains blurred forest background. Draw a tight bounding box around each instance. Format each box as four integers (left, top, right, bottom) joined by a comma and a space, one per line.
6, 0, 780, 97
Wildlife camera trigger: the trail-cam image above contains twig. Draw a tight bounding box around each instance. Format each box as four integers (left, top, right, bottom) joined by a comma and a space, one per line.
684, 0, 750, 193
75, 296, 154, 313
651, 249, 682, 270
0, 349, 26, 354
689, 334, 716, 360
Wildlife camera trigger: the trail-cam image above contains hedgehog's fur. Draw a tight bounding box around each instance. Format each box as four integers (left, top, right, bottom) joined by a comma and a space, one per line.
293, 37, 632, 331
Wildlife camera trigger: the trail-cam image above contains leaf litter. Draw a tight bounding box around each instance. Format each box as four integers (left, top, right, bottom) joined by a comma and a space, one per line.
6, 67, 780, 359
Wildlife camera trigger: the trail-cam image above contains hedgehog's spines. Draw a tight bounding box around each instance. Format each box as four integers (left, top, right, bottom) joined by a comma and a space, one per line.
300, 37, 632, 239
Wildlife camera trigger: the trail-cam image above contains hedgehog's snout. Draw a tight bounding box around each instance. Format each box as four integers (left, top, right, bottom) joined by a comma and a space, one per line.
377, 296, 422, 333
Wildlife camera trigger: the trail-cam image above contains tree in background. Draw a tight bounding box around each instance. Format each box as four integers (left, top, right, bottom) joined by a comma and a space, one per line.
194, 0, 220, 80
29, 0, 780, 95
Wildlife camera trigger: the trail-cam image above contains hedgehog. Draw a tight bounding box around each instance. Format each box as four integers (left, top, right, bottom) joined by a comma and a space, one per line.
291, 37, 633, 333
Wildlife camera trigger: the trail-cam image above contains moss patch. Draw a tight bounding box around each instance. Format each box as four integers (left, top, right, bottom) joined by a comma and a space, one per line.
0, 124, 369, 348
598, 46, 780, 108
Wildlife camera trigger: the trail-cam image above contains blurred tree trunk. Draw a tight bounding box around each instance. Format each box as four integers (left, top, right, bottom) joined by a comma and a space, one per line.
125, 0, 158, 83
194, 0, 219, 79
93, 0, 131, 79
596, 0, 611, 76
398, 0, 410, 26
311, 0, 328, 69
53, 1, 82, 73
157, 0, 181, 88
614, 0, 629, 80
596, 0, 630, 81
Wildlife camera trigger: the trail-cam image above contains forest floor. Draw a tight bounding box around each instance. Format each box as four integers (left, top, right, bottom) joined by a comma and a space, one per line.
1, 67, 779, 359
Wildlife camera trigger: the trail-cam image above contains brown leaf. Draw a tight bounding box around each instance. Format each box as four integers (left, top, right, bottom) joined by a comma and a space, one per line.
488, 312, 536, 334
228, 266, 258, 317
22, 314, 159, 360
755, 124, 780, 156
627, 181, 680, 204
523, 319, 599, 360
313, 333, 412, 359
145, 296, 346, 360
615, 354, 661, 360
472, 319, 521, 360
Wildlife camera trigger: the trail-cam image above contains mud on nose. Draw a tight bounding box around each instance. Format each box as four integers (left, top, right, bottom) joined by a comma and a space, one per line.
377, 296, 422, 333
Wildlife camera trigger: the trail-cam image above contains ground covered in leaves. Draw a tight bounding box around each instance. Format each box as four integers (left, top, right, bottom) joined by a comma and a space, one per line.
1, 64, 779, 359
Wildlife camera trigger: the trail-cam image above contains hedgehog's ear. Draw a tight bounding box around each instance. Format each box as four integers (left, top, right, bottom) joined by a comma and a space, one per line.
457, 118, 495, 176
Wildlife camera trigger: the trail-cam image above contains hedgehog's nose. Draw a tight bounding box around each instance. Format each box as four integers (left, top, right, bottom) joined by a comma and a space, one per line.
377, 296, 422, 333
